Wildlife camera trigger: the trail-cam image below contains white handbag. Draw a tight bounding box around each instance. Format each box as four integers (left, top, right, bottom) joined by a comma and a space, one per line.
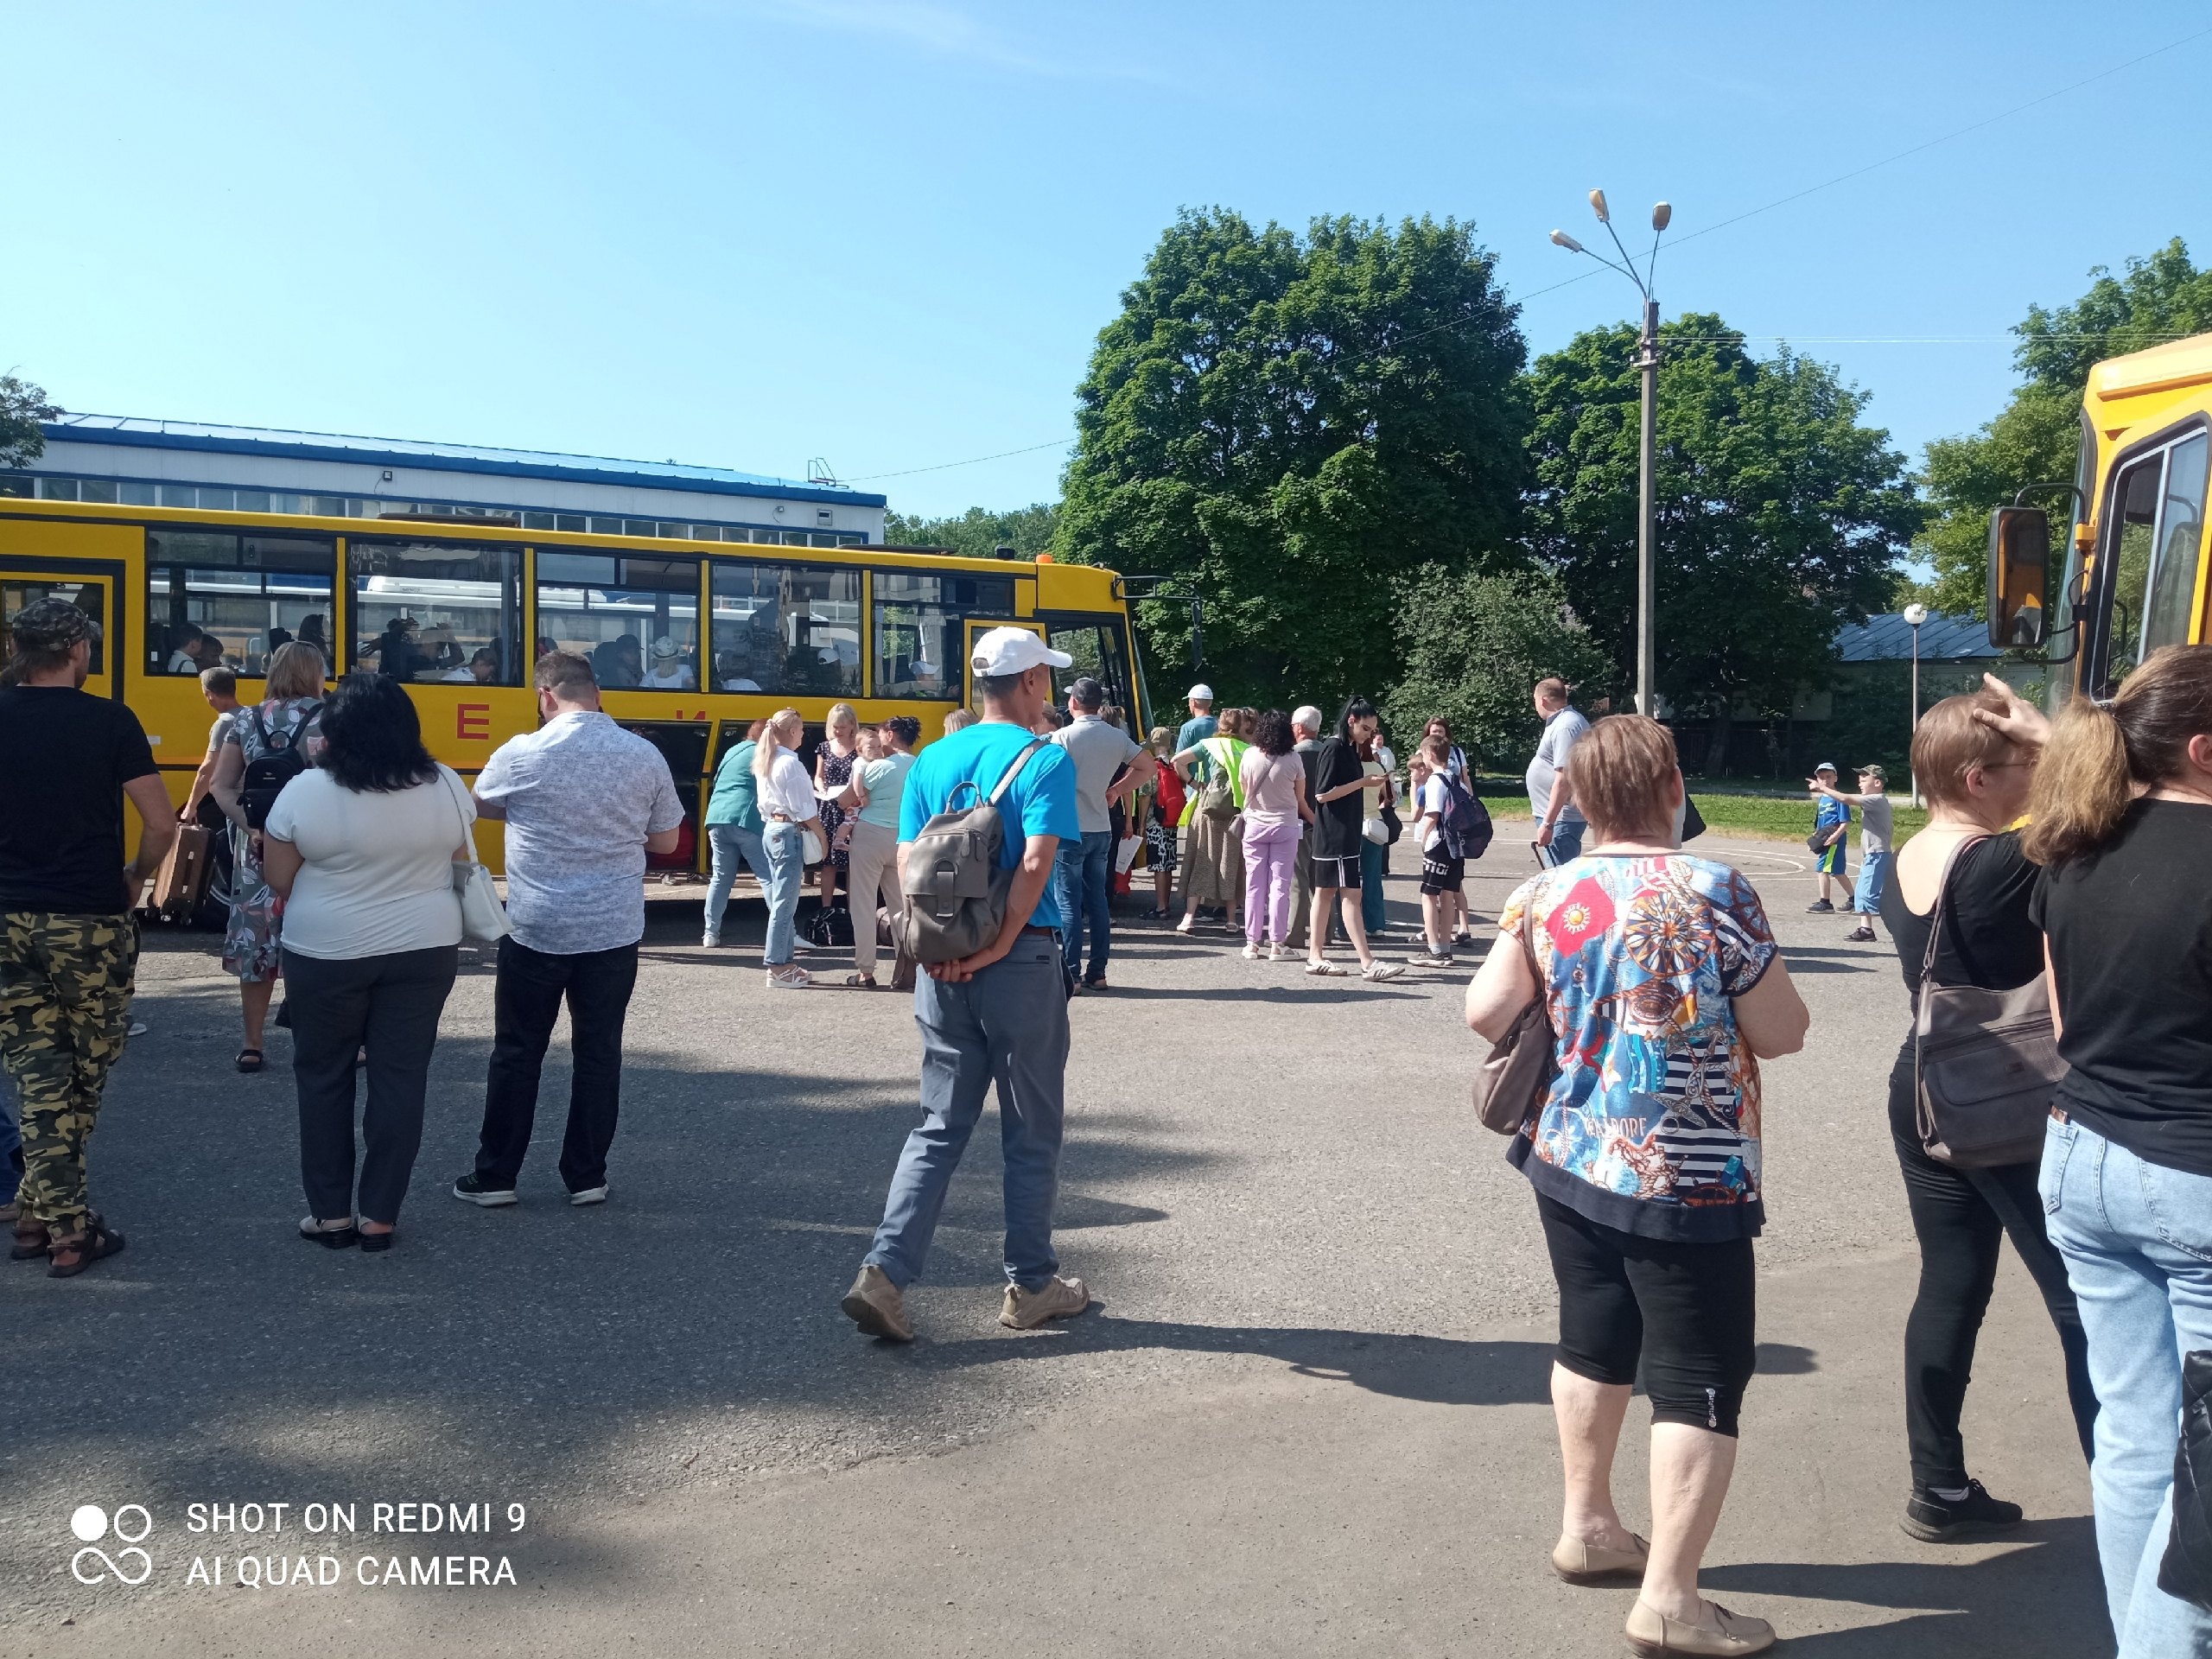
439, 769, 511, 943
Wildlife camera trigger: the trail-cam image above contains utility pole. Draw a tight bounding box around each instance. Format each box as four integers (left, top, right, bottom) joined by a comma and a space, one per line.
1637, 296, 1659, 719
1552, 193, 1669, 718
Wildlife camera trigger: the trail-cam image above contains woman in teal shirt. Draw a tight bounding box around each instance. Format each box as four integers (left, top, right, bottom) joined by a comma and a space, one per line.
702, 716, 771, 947
842, 715, 920, 987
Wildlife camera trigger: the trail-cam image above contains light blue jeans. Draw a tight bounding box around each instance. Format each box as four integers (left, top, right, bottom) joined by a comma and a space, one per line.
2043, 1115, 2212, 1658
864, 931, 1070, 1291
1853, 849, 1892, 915
1548, 819, 1586, 865
702, 823, 770, 942
760, 821, 807, 967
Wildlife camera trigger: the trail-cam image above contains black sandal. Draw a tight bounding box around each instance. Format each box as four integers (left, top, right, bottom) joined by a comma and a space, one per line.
47, 1219, 126, 1278
236, 1047, 264, 1074
11, 1219, 51, 1261
359, 1227, 395, 1254
844, 973, 879, 989
299, 1216, 359, 1249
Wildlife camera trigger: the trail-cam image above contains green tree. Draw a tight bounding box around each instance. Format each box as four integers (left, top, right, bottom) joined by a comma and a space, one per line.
883, 501, 1058, 560
0, 373, 58, 469
1056, 207, 1529, 710
1526, 315, 1921, 772
1921, 238, 2212, 616
1382, 563, 1612, 770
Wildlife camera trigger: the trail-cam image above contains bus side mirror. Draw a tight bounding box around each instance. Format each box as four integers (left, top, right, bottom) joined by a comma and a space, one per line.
1987, 505, 2050, 650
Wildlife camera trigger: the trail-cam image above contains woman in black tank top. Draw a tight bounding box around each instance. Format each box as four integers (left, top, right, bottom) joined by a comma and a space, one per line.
1876, 683, 2094, 1542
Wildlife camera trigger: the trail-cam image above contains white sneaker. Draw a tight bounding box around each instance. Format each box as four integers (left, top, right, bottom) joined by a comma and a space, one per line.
701, 931, 720, 949
1242, 942, 1262, 960
1269, 944, 1292, 962
569, 1185, 608, 1206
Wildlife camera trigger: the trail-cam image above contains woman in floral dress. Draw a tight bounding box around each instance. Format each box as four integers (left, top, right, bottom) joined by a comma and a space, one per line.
811, 702, 861, 913
208, 642, 327, 1072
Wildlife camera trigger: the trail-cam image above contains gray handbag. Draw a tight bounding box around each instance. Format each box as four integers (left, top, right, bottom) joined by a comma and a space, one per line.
1472, 928, 1558, 1135
1913, 835, 2061, 1167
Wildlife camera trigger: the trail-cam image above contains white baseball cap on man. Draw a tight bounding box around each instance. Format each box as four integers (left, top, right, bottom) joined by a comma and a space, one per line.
1188, 683, 1215, 702
969, 626, 1072, 677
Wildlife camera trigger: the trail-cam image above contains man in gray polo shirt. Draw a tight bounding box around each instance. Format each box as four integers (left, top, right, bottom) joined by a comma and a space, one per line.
1048, 677, 1158, 989
453, 652, 683, 1208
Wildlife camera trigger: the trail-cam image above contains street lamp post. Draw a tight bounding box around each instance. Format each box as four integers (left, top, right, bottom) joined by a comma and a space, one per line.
1552, 190, 1670, 719
1903, 601, 1929, 807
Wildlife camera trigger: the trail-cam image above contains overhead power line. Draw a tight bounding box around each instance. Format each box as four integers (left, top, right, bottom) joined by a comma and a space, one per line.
848, 22, 2212, 484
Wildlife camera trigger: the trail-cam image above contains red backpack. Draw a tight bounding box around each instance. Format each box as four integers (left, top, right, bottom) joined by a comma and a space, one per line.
1152, 760, 1185, 824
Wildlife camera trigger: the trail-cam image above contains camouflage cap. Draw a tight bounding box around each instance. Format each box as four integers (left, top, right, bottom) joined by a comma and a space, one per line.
10, 596, 101, 653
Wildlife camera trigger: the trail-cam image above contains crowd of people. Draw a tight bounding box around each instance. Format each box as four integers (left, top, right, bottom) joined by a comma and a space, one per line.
3, 591, 2209, 1656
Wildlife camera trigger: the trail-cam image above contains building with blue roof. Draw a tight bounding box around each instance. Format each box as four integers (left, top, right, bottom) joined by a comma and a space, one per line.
4, 415, 888, 549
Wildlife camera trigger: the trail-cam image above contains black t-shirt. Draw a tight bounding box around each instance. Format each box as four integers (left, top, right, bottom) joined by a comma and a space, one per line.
0, 686, 161, 914
1880, 831, 2045, 1004
1308, 737, 1366, 860
2029, 798, 2212, 1178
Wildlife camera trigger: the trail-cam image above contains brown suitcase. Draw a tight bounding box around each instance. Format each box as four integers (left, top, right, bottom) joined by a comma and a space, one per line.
154, 822, 213, 920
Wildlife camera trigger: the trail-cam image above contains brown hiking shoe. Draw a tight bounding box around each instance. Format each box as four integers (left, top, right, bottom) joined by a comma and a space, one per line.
999, 1275, 1091, 1330
840, 1264, 914, 1342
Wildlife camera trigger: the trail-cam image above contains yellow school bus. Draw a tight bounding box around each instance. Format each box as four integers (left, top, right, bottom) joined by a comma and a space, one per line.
0, 499, 1149, 872
1990, 330, 2212, 698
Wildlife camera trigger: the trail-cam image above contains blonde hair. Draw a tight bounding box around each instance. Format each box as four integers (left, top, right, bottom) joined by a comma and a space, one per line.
943, 709, 976, 734
1567, 715, 1677, 841
752, 708, 803, 780
827, 702, 858, 738
2025, 645, 2212, 867
263, 640, 327, 702
1911, 687, 2018, 811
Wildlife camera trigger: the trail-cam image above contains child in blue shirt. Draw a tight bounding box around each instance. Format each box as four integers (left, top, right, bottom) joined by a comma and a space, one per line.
1808, 761, 1851, 912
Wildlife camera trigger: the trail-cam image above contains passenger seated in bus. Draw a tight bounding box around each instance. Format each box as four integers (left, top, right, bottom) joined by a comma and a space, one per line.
372, 617, 430, 679
297, 613, 329, 660
167, 625, 211, 673
441, 648, 499, 684
640, 636, 695, 690
715, 652, 763, 692
594, 634, 645, 689
416, 623, 464, 677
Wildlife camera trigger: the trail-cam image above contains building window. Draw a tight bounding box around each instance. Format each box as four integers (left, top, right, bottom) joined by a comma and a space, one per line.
536, 551, 702, 690
146, 529, 337, 677
349, 539, 522, 684
708, 561, 861, 696
874, 572, 1016, 702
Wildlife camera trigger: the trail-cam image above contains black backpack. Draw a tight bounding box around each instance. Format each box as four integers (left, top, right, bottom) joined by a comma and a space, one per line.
239, 703, 321, 829
1439, 774, 1493, 861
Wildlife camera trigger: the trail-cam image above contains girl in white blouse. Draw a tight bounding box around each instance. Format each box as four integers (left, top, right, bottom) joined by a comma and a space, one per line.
751, 708, 824, 988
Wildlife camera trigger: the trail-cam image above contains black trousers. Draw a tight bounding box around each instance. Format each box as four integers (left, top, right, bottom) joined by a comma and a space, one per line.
1536, 1189, 1758, 1436
1887, 1044, 2098, 1491
474, 938, 639, 1193
283, 944, 459, 1226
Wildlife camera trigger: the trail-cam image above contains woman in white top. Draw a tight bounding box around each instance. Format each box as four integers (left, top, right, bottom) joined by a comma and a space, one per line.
640, 636, 696, 690
753, 707, 824, 989
263, 674, 473, 1252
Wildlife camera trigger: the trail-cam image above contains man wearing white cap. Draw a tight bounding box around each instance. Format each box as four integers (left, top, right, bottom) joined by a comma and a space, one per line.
842, 626, 1089, 1343
1177, 683, 1218, 763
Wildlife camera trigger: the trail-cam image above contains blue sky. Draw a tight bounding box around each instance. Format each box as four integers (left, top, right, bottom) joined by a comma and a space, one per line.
9, 2, 2209, 519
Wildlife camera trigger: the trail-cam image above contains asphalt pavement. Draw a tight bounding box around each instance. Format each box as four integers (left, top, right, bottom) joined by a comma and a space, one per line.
1, 830, 2107, 1656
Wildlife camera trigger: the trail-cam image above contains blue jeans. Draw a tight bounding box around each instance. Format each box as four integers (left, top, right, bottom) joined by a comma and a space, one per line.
1361, 838, 1387, 933
760, 821, 806, 967
865, 931, 1070, 1291
1052, 830, 1115, 982
1853, 849, 1891, 915
702, 822, 770, 941
1, 1070, 20, 1205
1547, 819, 1586, 864
2043, 1116, 2212, 1657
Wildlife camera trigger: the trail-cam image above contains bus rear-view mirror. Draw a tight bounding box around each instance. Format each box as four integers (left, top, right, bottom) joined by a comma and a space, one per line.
1987, 505, 2050, 650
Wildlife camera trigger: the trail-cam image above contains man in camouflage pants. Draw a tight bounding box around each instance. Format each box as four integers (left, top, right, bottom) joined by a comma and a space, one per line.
0, 597, 173, 1277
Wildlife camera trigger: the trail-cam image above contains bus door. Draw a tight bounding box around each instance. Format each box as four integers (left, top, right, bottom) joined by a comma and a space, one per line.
0, 569, 117, 698
615, 718, 711, 874
961, 618, 1046, 715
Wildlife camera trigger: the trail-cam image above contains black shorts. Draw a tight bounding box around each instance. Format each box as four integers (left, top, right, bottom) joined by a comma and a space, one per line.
1536, 1191, 1757, 1435
1420, 851, 1465, 894
1312, 854, 1363, 890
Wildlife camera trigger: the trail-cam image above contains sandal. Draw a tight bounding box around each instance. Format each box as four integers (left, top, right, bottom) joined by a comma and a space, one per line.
299, 1216, 359, 1249
12, 1217, 53, 1261
1304, 960, 1348, 976
47, 1218, 127, 1278
236, 1047, 264, 1073
844, 973, 880, 989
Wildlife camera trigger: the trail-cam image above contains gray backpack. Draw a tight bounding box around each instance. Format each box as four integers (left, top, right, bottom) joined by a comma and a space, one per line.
899, 739, 1048, 965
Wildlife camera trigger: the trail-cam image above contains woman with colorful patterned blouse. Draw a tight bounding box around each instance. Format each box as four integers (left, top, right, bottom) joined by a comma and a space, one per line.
1467, 714, 1808, 1659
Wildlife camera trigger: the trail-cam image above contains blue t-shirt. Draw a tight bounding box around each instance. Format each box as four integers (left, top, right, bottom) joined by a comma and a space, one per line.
1177, 714, 1219, 780
1815, 794, 1851, 842
900, 721, 1081, 930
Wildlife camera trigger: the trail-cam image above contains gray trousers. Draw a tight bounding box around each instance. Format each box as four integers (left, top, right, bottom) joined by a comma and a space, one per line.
864, 931, 1070, 1290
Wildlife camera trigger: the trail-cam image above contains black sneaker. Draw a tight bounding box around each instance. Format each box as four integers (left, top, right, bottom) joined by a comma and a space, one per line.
451, 1173, 518, 1208
1806, 899, 1835, 913
1846, 926, 1876, 942
1903, 1479, 2023, 1541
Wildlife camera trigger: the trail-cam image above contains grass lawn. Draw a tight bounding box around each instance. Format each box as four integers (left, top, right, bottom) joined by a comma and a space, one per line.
1474, 779, 1929, 846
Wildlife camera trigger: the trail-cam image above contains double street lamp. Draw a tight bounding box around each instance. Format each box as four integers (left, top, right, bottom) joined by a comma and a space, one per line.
1550, 190, 1670, 719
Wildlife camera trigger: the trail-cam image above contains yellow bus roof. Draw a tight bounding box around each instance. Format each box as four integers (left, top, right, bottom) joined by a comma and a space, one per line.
2088, 330, 2212, 404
